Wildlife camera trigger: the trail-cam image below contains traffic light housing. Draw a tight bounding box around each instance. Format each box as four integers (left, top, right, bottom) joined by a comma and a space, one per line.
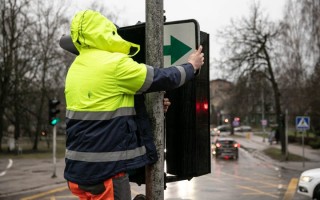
117, 23, 210, 183
49, 99, 60, 126
165, 31, 210, 179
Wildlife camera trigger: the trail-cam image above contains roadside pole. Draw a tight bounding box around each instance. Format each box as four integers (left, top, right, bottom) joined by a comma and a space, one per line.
145, 0, 164, 199
261, 88, 266, 142
285, 109, 288, 161
52, 125, 57, 178
302, 130, 305, 168
295, 116, 310, 168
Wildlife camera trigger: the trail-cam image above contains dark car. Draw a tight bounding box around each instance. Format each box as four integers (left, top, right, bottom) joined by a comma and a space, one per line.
212, 137, 240, 159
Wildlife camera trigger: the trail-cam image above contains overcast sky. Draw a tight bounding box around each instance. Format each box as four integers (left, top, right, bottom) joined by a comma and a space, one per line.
70, 0, 287, 79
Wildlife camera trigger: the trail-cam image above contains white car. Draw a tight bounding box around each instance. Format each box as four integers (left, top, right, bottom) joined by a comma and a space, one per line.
297, 168, 320, 199
210, 125, 231, 136
234, 125, 252, 132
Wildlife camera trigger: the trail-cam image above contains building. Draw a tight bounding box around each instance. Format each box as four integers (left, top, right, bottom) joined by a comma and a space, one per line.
210, 79, 233, 127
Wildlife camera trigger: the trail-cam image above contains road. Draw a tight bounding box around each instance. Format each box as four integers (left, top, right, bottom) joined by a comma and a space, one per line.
1, 146, 309, 200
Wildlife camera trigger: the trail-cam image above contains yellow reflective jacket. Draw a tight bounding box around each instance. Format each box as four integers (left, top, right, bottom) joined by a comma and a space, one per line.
64, 10, 196, 185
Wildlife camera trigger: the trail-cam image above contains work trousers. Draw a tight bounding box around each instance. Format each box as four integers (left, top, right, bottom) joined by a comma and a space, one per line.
68, 172, 131, 200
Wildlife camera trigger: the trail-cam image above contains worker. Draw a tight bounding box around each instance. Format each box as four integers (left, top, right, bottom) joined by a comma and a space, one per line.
64, 10, 204, 200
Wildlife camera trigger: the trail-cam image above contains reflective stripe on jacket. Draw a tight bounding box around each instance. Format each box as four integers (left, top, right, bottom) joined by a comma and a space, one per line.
64, 10, 196, 185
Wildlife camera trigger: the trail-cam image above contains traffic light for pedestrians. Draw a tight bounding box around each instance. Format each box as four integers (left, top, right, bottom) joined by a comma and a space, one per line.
48, 99, 60, 126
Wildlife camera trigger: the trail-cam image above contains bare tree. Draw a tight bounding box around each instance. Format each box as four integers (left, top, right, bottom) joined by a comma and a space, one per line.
0, 0, 129, 152
277, 0, 309, 134
231, 70, 274, 127
299, 0, 320, 56
299, 0, 320, 133
280, 0, 320, 133
217, 3, 287, 154
85, 1, 123, 26
27, 0, 69, 150
0, 0, 32, 151
0, 0, 70, 151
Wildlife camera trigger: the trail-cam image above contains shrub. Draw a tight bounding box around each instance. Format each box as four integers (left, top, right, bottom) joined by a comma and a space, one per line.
309, 138, 320, 149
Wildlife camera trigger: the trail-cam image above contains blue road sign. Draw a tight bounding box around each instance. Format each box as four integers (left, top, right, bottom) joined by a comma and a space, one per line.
296, 116, 310, 131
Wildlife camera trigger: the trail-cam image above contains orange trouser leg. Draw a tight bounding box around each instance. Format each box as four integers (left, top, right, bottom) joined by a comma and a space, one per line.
68, 181, 91, 200
68, 172, 127, 200
68, 179, 114, 200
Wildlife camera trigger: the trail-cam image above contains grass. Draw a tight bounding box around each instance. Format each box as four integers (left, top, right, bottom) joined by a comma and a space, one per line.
263, 147, 308, 162
0, 136, 66, 159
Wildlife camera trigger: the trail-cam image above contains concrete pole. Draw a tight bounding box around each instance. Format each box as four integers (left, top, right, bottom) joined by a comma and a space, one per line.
145, 0, 164, 199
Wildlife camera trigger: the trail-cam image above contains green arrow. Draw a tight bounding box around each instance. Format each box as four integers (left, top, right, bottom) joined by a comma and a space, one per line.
164, 36, 192, 65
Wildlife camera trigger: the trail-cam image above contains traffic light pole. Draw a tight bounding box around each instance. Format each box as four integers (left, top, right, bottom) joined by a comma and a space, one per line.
52, 125, 57, 178
145, 0, 164, 199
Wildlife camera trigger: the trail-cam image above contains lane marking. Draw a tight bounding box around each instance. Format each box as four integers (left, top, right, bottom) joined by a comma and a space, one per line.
49, 195, 77, 199
282, 178, 298, 200
7, 159, 13, 168
253, 172, 279, 181
257, 184, 288, 189
20, 186, 68, 200
0, 159, 13, 176
237, 185, 279, 198
204, 175, 225, 183
222, 171, 279, 187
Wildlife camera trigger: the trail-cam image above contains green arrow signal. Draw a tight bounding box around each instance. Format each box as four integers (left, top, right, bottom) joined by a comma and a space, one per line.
164, 36, 192, 65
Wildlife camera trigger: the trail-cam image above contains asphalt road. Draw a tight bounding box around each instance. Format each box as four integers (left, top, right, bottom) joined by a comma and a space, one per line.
1, 147, 309, 200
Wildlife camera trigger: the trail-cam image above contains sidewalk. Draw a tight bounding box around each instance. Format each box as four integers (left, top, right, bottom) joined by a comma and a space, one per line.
236, 132, 320, 171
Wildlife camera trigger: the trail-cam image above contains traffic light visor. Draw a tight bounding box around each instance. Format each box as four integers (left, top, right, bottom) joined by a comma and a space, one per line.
49, 99, 60, 126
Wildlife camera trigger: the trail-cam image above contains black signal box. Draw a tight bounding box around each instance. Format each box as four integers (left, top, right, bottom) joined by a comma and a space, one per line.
117, 21, 210, 182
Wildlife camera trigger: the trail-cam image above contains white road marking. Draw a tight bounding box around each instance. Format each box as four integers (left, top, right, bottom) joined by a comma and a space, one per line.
0, 159, 13, 176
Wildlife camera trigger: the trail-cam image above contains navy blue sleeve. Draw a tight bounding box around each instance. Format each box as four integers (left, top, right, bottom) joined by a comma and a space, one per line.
145, 63, 195, 93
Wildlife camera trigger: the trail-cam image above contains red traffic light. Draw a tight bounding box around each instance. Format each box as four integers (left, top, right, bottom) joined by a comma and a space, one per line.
196, 101, 209, 112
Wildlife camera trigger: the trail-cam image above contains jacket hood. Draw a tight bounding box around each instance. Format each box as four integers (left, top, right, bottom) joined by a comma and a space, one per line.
70, 10, 140, 56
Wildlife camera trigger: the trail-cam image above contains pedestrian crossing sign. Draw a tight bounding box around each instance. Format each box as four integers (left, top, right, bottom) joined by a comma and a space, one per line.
296, 116, 310, 131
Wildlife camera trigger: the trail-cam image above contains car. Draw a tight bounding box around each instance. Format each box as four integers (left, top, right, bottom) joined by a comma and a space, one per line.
211, 125, 231, 136
234, 125, 252, 132
297, 168, 320, 200
211, 137, 240, 159
216, 124, 231, 132
210, 128, 220, 136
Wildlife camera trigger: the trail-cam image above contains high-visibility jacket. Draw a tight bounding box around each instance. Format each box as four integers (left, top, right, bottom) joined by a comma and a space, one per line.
64, 10, 196, 185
